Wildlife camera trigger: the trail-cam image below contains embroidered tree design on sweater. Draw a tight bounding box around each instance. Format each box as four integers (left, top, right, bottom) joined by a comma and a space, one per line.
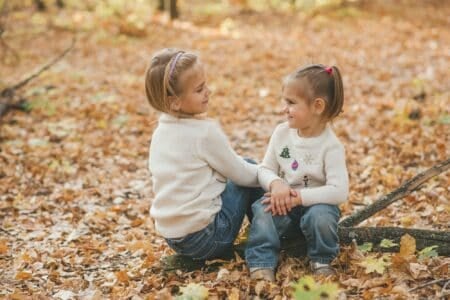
280, 147, 290, 158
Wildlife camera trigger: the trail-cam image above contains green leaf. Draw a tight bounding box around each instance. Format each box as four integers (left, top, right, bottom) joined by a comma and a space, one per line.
112, 114, 128, 127
380, 239, 398, 248
358, 242, 373, 253
438, 114, 450, 125
176, 283, 208, 300
292, 276, 339, 300
418, 246, 438, 259
359, 256, 391, 275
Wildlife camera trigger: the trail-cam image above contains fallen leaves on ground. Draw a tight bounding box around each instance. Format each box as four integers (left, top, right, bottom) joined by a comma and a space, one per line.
0, 0, 449, 298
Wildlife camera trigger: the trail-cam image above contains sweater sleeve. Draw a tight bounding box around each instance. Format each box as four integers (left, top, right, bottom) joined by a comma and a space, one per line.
258, 131, 282, 191
297, 145, 349, 206
197, 123, 259, 187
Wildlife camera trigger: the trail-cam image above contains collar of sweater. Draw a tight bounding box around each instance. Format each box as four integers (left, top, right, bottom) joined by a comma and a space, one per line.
159, 112, 208, 123
289, 125, 331, 147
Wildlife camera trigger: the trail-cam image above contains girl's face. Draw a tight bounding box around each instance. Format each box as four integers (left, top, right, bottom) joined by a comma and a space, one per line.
282, 79, 325, 136
173, 61, 210, 115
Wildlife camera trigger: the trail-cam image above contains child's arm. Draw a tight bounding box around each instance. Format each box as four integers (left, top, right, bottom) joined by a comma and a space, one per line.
258, 132, 292, 215
197, 123, 259, 187
295, 145, 349, 206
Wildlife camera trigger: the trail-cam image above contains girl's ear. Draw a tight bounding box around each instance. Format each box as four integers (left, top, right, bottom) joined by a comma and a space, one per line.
313, 98, 326, 115
169, 96, 181, 111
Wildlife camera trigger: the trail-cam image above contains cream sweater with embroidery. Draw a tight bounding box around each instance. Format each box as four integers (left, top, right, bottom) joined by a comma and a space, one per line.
149, 113, 259, 238
258, 122, 349, 207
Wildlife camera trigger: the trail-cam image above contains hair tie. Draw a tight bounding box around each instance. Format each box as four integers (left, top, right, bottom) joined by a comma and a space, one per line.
169, 52, 184, 79
325, 66, 333, 75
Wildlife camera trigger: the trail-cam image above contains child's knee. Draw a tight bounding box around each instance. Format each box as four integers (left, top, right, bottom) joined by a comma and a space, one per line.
301, 205, 339, 234
251, 200, 273, 226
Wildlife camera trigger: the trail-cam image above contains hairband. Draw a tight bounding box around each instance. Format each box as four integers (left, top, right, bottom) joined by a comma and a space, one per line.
324, 66, 333, 75
169, 52, 184, 79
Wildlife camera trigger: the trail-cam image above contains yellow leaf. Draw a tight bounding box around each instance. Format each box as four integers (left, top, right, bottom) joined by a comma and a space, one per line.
228, 287, 240, 300
399, 234, 416, 257
179, 283, 209, 299
15, 271, 32, 280
359, 256, 391, 275
128, 240, 152, 252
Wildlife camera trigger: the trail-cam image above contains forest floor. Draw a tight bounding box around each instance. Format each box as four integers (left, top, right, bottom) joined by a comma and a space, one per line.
0, 0, 449, 298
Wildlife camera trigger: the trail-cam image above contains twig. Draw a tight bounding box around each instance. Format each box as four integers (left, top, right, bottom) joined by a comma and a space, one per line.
441, 280, 450, 299
0, 36, 76, 118
0, 227, 13, 236
6, 36, 76, 94
339, 158, 450, 227
408, 278, 449, 292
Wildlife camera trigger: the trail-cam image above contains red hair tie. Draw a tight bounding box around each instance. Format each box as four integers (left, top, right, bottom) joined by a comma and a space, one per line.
325, 67, 333, 75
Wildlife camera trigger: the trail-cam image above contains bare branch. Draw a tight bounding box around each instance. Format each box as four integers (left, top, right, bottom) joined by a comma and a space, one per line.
408, 278, 449, 292
339, 158, 450, 227
7, 36, 76, 93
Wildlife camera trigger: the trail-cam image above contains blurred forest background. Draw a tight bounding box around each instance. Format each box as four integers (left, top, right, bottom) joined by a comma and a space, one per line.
0, 0, 449, 299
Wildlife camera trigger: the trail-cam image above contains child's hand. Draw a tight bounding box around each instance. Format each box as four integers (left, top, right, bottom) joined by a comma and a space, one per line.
288, 189, 302, 208
265, 179, 291, 215
262, 188, 301, 215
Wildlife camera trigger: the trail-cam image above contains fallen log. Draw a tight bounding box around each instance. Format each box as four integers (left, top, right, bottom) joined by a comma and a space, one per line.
338, 227, 450, 254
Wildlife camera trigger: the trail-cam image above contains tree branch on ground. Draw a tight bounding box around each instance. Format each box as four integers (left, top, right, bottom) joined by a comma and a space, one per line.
339, 158, 450, 227
0, 36, 76, 118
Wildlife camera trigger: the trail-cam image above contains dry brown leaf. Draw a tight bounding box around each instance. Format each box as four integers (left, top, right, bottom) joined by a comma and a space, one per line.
0, 240, 8, 254
408, 262, 430, 279
399, 234, 416, 257
115, 270, 129, 283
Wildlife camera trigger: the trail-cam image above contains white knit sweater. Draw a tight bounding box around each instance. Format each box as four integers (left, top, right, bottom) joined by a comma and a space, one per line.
258, 123, 349, 207
149, 114, 259, 238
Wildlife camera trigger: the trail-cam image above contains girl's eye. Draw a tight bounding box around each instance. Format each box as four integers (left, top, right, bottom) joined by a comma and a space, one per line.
284, 99, 293, 105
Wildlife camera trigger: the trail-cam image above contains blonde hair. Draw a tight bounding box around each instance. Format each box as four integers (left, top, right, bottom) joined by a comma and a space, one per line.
145, 48, 198, 113
284, 64, 344, 121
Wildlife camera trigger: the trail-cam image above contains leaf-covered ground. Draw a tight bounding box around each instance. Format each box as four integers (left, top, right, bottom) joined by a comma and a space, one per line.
1, 1, 449, 299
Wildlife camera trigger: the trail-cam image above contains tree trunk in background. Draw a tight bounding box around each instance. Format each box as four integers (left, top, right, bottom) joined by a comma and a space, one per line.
34, 0, 64, 10
34, 0, 46, 11
56, 0, 64, 9
157, 0, 178, 19
169, 0, 178, 19
157, 0, 164, 11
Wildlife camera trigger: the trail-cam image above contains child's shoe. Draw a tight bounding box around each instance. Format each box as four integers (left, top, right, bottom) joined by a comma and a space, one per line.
250, 269, 275, 282
310, 262, 336, 276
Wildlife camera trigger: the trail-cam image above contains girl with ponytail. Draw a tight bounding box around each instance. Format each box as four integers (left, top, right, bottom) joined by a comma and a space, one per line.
246, 64, 348, 281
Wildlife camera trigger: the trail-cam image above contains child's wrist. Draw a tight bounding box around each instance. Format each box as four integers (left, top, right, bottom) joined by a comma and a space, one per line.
269, 179, 284, 190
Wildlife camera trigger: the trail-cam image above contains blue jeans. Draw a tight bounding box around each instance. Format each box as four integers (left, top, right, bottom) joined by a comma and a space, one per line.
165, 180, 264, 261
245, 198, 340, 270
